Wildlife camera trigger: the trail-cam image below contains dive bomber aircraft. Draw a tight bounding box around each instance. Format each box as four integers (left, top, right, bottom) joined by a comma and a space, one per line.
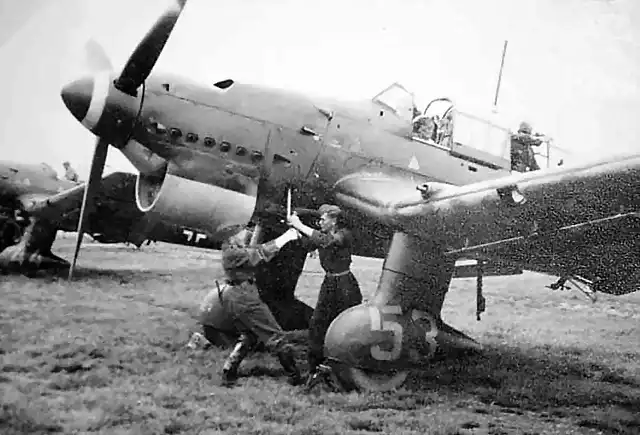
0, 160, 214, 254
0, 161, 76, 260
7, 0, 640, 390
0, 159, 314, 331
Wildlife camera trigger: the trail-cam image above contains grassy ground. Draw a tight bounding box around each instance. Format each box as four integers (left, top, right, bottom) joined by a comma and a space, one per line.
1, 238, 639, 435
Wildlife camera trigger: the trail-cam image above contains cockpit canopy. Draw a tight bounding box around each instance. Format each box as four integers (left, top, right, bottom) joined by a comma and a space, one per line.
371, 83, 511, 169
371, 82, 416, 124
372, 83, 565, 172
411, 96, 513, 170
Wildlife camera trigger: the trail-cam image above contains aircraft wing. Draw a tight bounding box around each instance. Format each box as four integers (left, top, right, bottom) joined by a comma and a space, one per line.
334, 155, 640, 295
25, 171, 146, 244
447, 212, 640, 292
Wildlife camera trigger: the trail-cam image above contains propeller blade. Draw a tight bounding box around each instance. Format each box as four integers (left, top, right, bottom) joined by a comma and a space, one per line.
84, 38, 113, 72
113, 0, 188, 96
68, 137, 109, 279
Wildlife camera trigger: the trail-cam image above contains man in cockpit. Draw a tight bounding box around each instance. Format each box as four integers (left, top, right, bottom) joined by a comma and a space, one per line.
412, 106, 437, 142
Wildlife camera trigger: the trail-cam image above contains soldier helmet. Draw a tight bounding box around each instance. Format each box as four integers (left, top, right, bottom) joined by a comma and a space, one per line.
518, 121, 532, 134
63, 161, 70, 167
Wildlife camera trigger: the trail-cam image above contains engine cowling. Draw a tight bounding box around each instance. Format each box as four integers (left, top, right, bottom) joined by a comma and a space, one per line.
135, 165, 257, 242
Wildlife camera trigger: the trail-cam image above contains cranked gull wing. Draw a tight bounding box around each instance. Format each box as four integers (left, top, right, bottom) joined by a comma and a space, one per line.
334, 154, 640, 294
25, 172, 143, 238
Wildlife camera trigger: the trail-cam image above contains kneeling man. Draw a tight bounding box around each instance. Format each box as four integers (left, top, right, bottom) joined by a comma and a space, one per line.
199, 225, 304, 387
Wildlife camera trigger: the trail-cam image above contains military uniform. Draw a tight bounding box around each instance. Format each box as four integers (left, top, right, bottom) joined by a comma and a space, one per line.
298, 207, 363, 374
197, 287, 237, 347
510, 122, 543, 172
209, 230, 302, 386
63, 162, 79, 183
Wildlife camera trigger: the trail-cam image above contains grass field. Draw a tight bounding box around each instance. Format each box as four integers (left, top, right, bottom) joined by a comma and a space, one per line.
1, 238, 639, 435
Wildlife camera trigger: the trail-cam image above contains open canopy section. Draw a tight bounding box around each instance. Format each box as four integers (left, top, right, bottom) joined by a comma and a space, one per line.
422, 97, 455, 120
411, 96, 513, 170
371, 82, 416, 123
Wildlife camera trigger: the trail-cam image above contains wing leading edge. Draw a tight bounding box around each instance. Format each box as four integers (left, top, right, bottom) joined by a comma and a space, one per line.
26, 171, 146, 244
334, 154, 640, 295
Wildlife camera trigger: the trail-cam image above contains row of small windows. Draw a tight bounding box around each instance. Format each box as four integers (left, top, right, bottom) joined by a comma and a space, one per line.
166, 127, 263, 162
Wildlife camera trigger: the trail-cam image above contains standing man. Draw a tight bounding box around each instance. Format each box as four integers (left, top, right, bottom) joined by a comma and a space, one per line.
201, 225, 304, 387
510, 121, 543, 172
62, 161, 79, 183
287, 204, 363, 378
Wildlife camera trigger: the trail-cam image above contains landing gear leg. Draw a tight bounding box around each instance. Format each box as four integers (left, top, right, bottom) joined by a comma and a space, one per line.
0, 217, 67, 274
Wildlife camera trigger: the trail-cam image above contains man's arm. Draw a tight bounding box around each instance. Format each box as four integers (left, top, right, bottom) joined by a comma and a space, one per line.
285, 213, 320, 251
225, 228, 300, 267
306, 228, 350, 249
288, 214, 349, 249
295, 236, 321, 253
512, 133, 543, 147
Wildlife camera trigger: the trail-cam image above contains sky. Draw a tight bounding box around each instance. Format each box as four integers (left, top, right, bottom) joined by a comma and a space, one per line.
1, 0, 638, 179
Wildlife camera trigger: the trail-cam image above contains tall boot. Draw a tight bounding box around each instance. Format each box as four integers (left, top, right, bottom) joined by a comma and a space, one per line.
277, 345, 303, 386
307, 349, 324, 377
221, 334, 253, 386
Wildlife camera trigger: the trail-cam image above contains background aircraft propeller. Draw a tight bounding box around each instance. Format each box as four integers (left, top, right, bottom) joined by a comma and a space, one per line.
67, 0, 188, 279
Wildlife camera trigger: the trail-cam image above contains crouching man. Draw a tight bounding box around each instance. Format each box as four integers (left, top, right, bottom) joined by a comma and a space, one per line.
200, 225, 304, 387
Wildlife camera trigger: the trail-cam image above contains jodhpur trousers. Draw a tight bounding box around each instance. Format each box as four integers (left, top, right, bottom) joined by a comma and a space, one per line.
308, 271, 362, 372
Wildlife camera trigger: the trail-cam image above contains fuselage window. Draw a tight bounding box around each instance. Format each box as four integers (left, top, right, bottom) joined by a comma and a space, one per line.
219, 141, 231, 152
251, 151, 264, 163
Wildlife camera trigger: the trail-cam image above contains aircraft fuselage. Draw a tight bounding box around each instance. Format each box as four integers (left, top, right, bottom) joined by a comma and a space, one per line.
0, 162, 75, 204
114, 75, 513, 255
53, 0, 640, 391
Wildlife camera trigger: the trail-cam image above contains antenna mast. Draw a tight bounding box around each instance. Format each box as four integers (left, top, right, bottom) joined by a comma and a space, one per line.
493, 40, 509, 110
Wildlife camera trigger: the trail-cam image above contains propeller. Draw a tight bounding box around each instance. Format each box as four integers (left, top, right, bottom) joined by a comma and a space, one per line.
84, 39, 113, 72
114, 0, 187, 97
66, 0, 189, 279
68, 138, 109, 278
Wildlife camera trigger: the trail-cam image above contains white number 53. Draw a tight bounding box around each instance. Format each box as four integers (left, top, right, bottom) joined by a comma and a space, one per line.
369, 305, 403, 361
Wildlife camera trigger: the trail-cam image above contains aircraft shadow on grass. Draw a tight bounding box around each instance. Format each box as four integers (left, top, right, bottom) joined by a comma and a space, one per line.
241, 342, 639, 415
7, 264, 637, 416
1, 264, 214, 281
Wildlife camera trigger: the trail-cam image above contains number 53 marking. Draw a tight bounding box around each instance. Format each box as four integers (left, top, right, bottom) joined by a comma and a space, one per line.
369, 306, 439, 362
369, 306, 403, 361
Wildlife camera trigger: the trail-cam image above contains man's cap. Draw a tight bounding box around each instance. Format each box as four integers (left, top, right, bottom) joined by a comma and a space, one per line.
518, 121, 532, 134
318, 204, 342, 217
